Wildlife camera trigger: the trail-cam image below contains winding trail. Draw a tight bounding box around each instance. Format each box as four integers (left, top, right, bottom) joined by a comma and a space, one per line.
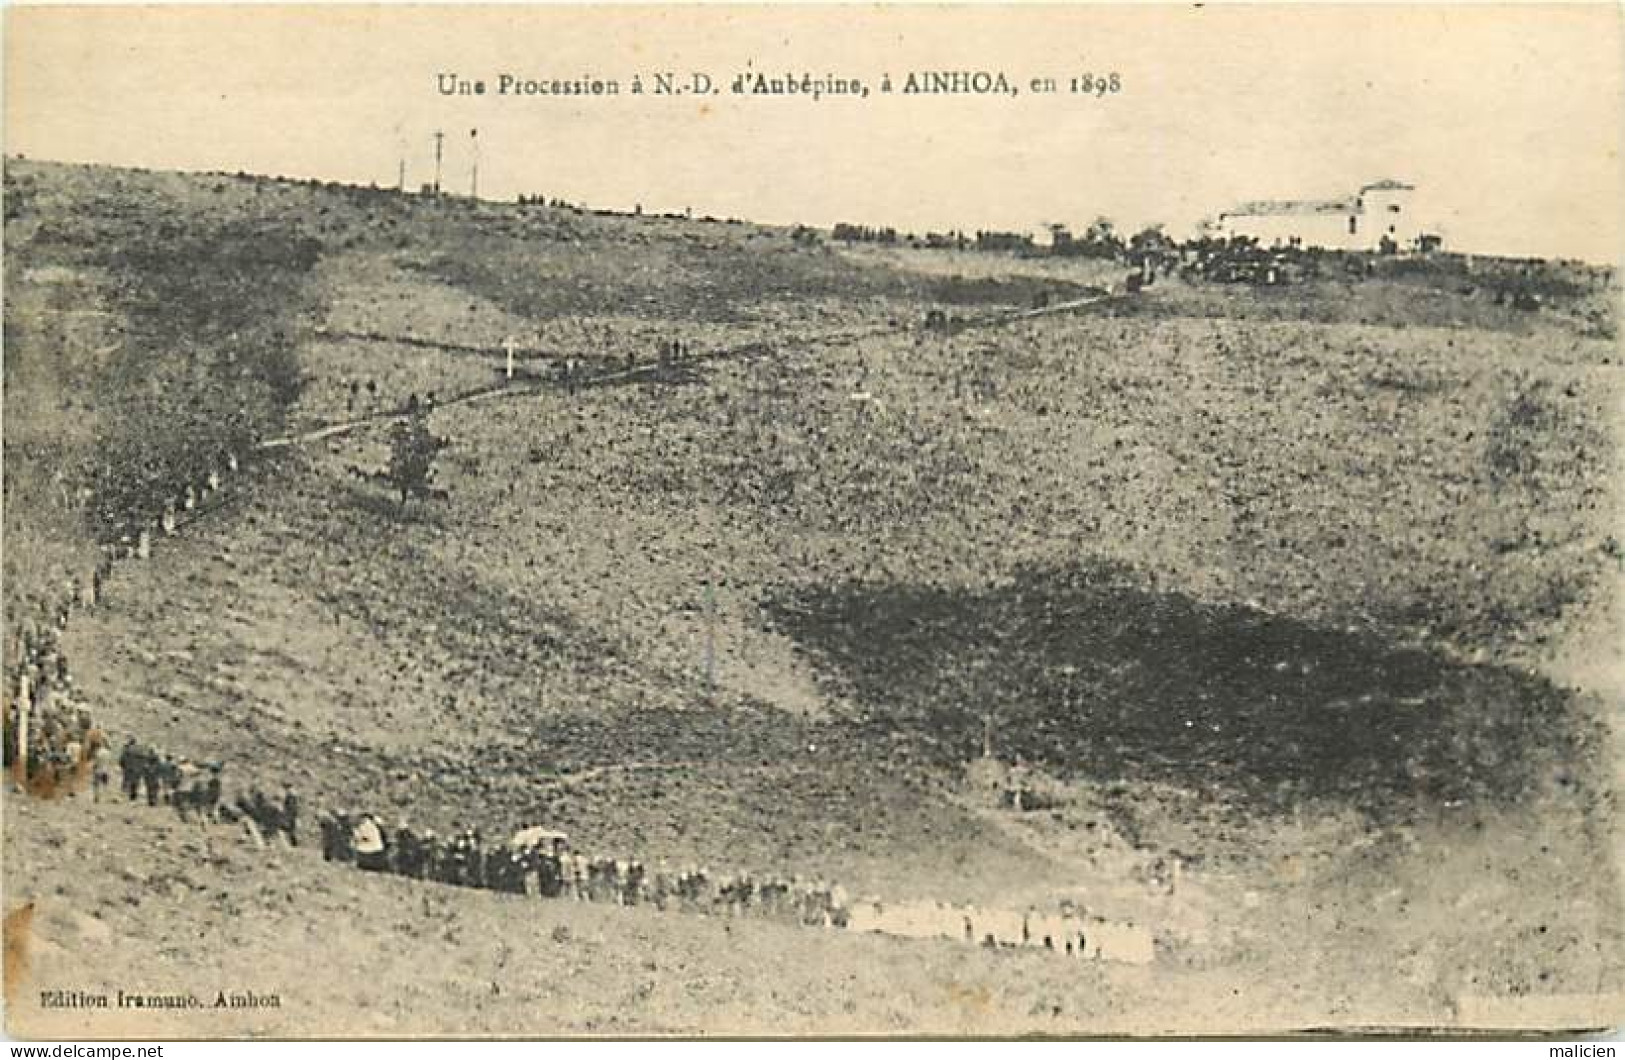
259, 289, 1128, 452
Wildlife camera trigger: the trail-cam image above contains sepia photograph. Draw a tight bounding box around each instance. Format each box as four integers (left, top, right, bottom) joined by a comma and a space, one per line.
2, 2, 1622, 1040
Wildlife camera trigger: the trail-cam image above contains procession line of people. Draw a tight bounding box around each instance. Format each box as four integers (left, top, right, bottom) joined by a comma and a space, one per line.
5, 338, 1168, 967
6, 446, 246, 799
319, 811, 853, 928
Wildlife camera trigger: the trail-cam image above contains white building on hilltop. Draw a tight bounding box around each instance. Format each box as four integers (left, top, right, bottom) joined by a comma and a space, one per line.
1214, 179, 1437, 252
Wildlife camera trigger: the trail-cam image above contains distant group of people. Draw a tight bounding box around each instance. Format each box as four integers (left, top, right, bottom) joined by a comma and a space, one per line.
317, 810, 855, 927
7, 444, 245, 799
320, 816, 547, 892
545, 335, 706, 390
118, 738, 217, 813
3, 565, 116, 796
657, 338, 696, 365
2, 680, 107, 799
845, 898, 1156, 963
117, 451, 242, 558
223, 784, 301, 844
114, 735, 301, 844
72, 719, 1157, 962
344, 377, 381, 418
309, 804, 1152, 959
345, 378, 447, 421
1123, 256, 1160, 294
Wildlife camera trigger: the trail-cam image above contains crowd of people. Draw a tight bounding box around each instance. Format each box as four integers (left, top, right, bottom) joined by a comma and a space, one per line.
5, 445, 247, 797
5, 330, 1168, 967
113, 736, 302, 841
306, 807, 1154, 959
306, 810, 1153, 960
81, 715, 1155, 961
4, 544, 863, 937
316, 811, 855, 928
3, 564, 116, 797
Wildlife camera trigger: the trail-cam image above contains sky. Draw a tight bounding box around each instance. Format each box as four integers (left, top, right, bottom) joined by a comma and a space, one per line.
5, 4, 1622, 262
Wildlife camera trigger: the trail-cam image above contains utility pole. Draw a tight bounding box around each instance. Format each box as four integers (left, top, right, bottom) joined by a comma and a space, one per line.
431, 130, 444, 195
469, 128, 479, 199
397, 157, 406, 193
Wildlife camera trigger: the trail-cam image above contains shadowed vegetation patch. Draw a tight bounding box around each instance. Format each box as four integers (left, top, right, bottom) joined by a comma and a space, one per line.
766, 561, 1605, 818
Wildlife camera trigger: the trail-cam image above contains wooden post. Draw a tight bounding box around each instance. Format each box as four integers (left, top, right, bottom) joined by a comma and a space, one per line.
14, 672, 31, 785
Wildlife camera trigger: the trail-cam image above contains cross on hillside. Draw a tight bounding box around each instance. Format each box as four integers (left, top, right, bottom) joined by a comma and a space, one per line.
502, 336, 519, 381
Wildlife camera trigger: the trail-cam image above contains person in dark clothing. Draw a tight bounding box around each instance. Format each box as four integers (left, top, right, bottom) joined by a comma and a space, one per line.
333, 812, 356, 862
393, 822, 418, 877
251, 789, 279, 841
201, 764, 223, 821
624, 861, 646, 906
318, 812, 340, 862
419, 831, 441, 881
118, 739, 145, 801
537, 847, 562, 899
281, 787, 301, 846
234, 791, 258, 830
145, 754, 167, 806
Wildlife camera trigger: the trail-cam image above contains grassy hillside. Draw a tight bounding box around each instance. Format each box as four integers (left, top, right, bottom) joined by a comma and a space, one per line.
5, 159, 1622, 1035
7, 764, 1618, 1037
3, 163, 321, 623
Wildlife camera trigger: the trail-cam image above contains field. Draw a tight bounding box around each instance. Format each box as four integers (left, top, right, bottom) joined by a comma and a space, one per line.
4, 159, 1623, 1036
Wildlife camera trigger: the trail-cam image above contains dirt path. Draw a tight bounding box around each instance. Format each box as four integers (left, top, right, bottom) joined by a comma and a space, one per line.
259, 323, 878, 451
957, 290, 1124, 331
259, 290, 1131, 453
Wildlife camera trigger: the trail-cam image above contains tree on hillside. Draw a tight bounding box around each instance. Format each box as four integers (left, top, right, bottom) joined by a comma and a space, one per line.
1128, 223, 1175, 256
1084, 216, 1117, 245
383, 398, 449, 512
1079, 216, 1125, 259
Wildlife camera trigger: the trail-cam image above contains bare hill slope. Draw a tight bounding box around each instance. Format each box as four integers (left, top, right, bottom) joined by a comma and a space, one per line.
5, 159, 1622, 1036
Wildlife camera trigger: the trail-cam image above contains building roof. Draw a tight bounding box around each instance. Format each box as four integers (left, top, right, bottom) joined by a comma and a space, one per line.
1217, 179, 1414, 221
1220, 197, 1354, 219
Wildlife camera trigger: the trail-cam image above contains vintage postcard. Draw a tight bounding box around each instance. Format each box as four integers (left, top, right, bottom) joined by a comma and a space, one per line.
2, 2, 1622, 1039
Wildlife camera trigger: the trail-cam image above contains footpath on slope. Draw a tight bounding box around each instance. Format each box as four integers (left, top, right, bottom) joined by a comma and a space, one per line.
258, 289, 1129, 451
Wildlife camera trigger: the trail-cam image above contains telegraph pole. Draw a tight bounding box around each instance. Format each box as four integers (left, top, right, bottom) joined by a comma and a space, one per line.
469, 128, 480, 199
393, 123, 408, 194
431, 130, 444, 194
